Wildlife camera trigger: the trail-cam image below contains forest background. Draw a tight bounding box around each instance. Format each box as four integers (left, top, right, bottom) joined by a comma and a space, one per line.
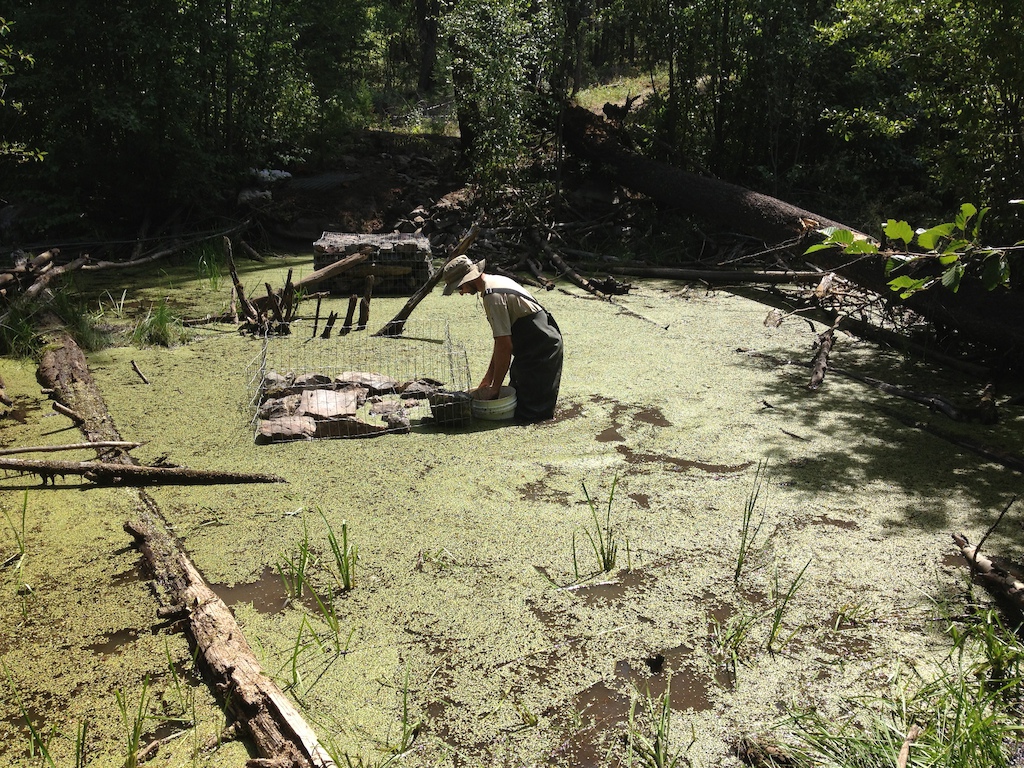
2, 0, 1022, 249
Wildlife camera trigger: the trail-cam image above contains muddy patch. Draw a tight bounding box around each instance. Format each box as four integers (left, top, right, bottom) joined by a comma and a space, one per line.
212, 566, 289, 614
617, 445, 752, 475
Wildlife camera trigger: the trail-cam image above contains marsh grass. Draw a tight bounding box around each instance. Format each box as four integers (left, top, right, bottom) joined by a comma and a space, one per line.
627, 677, 689, 768
389, 666, 422, 757
711, 609, 758, 678
735, 461, 768, 584
779, 604, 1024, 767
97, 289, 129, 319
195, 245, 223, 291
766, 559, 811, 654
115, 675, 152, 768
321, 511, 357, 591
277, 516, 313, 599
3, 490, 28, 574
130, 297, 190, 347
573, 476, 623, 579
73, 719, 88, 768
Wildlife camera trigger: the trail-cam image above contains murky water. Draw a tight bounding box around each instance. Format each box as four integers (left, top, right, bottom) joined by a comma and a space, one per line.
1, 264, 1022, 767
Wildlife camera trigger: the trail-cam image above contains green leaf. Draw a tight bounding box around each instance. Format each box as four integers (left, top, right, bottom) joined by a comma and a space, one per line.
981, 254, 1010, 290
938, 253, 960, 266
882, 219, 914, 246
941, 239, 970, 256
888, 275, 929, 298
954, 203, 977, 232
941, 262, 964, 292
916, 223, 955, 250
845, 239, 879, 254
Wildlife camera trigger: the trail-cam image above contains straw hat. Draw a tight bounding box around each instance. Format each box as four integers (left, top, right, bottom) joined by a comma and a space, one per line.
441, 255, 485, 295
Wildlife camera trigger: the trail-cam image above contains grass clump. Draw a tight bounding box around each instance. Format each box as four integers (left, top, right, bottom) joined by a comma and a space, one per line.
129, 297, 190, 347
573, 475, 627, 579
627, 678, 689, 768
776, 606, 1024, 767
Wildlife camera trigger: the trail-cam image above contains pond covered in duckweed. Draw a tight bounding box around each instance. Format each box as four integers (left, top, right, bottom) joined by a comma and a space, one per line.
1, 252, 1023, 767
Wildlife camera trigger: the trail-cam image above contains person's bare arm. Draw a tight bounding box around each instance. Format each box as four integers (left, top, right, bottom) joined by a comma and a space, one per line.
477, 335, 513, 399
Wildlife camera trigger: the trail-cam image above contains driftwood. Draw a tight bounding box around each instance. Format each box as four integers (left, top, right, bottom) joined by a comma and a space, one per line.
0, 441, 142, 456
0, 456, 286, 486
131, 360, 150, 384
807, 327, 835, 390
952, 532, 1024, 616
125, 511, 335, 768
374, 225, 480, 337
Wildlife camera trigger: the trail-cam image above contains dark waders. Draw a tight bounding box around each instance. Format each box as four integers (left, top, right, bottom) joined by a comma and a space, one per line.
509, 310, 563, 422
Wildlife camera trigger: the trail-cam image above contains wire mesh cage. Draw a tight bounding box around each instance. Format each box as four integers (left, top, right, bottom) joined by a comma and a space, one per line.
245, 320, 473, 441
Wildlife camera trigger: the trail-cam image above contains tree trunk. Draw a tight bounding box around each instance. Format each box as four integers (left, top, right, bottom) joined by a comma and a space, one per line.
561, 105, 1024, 368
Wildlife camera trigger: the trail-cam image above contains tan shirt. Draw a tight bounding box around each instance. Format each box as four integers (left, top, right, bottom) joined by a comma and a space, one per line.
481, 275, 543, 337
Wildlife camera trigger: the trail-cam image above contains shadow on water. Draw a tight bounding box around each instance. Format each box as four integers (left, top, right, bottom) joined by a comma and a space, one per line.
734, 343, 1024, 535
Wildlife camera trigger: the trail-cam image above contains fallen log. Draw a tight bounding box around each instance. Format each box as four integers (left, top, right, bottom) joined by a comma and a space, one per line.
576, 263, 830, 285
374, 225, 480, 337
0, 456, 286, 486
951, 532, 1024, 616
562, 104, 1024, 368
125, 510, 335, 768
878, 406, 1024, 473
34, 327, 331, 767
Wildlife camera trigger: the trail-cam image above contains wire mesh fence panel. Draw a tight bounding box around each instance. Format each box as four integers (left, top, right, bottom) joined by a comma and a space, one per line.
246, 320, 472, 441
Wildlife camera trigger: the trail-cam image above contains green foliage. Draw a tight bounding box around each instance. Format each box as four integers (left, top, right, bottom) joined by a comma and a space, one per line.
806, 202, 1014, 299
779, 604, 1024, 767
0, 17, 44, 163
627, 678, 688, 768
574, 476, 623, 578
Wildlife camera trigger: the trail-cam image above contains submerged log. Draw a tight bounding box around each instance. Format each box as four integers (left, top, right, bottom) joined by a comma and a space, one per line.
125, 512, 336, 767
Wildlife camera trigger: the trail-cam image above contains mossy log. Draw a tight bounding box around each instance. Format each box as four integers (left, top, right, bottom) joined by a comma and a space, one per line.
125, 511, 335, 768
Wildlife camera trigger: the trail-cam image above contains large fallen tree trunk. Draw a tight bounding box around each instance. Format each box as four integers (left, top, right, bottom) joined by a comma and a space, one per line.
561, 104, 1024, 368
125, 510, 335, 768
35, 324, 333, 767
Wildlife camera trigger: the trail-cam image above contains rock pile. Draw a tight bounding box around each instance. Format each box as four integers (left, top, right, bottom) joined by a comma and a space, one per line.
255, 370, 457, 442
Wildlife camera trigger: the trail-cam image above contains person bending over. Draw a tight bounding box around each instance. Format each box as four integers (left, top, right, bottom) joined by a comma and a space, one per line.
440, 255, 563, 423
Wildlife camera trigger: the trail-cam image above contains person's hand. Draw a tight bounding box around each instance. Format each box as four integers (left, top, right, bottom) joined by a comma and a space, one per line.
476, 384, 500, 400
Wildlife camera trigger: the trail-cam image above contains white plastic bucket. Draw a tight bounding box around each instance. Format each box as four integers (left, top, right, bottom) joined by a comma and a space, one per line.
472, 386, 517, 421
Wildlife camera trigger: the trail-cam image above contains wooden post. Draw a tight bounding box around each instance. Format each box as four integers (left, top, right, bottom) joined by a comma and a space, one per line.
357, 274, 375, 330
341, 295, 358, 335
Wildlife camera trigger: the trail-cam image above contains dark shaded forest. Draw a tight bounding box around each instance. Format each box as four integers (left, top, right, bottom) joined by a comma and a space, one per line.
2, 0, 1024, 367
